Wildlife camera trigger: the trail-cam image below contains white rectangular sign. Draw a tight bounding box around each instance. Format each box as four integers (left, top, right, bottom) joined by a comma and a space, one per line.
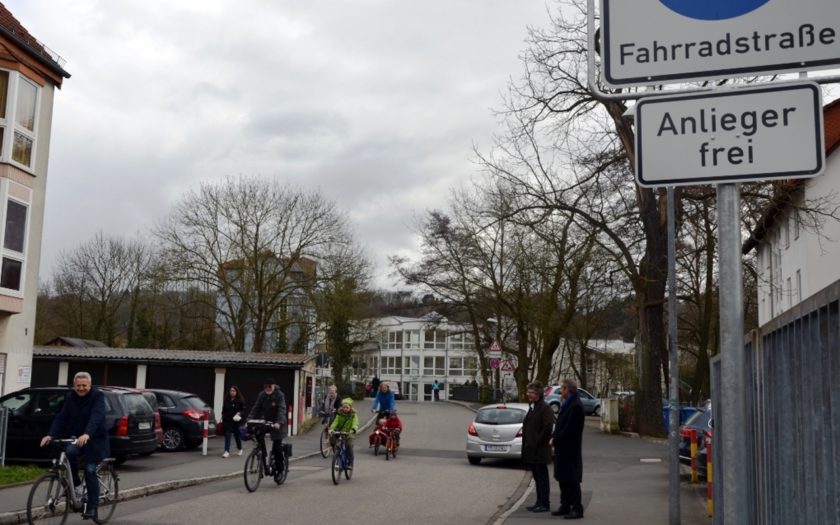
635, 82, 824, 187
602, 0, 840, 88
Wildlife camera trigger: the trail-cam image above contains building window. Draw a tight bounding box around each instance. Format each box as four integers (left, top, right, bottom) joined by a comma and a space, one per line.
783, 217, 790, 249
0, 184, 29, 295
796, 270, 802, 303
0, 71, 40, 170
424, 329, 447, 349
448, 356, 478, 376
384, 330, 403, 350
423, 356, 445, 376
793, 209, 800, 240
405, 330, 420, 349
786, 276, 792, 308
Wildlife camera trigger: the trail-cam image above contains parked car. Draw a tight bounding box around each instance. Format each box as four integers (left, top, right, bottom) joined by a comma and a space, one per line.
465, 402, 528, 465
678, 400, 713, 479
146, 389, 216, 451
107, 386, 164, 447
545, 386, 601, 416
0, 386, 158, 464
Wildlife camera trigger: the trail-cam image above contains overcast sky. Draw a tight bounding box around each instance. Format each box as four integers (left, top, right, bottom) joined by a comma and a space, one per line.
7, 0, 550, 290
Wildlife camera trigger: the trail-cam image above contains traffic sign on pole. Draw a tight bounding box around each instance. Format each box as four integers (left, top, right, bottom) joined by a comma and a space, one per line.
635, 82, 824, 187
488, 339, 502, 359
489, 358, 500, 370
500, 360, 515, 372
601, 0, 840, 88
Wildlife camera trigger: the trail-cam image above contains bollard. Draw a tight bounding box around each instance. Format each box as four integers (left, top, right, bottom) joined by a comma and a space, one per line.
690, 429, 698, 483
201, 410, 209, 456
287, 405, 293, 436
706, 438, 713, 517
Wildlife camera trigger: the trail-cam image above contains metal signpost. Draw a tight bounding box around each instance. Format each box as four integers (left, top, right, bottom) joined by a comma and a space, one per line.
594, 0, 839, 523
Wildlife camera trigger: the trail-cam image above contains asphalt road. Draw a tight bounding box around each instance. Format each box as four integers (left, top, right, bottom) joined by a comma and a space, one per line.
88, 402, 527, 525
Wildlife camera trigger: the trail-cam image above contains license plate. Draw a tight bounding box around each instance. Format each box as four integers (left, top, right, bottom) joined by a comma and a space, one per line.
485, 445, 508, 452
139, 422, 151, 430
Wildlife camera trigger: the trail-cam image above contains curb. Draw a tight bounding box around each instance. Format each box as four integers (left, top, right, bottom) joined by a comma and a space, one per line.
0, 413, 378, 525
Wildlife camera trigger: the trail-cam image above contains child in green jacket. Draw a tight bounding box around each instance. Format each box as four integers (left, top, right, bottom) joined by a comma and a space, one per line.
330, 397, 360, 467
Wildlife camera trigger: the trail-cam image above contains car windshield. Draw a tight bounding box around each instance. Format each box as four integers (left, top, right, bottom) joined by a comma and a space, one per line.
141, 392, 158, 410
183, 396, 208, 410
475, 407, 526, 425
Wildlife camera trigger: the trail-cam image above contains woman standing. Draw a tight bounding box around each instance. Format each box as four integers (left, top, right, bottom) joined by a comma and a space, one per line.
221, 385, 246, 458
522, 382, 555, 513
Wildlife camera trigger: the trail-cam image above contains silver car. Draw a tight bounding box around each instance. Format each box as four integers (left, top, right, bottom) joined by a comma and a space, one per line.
465, 403, 529, 465
545, 386, 600, 416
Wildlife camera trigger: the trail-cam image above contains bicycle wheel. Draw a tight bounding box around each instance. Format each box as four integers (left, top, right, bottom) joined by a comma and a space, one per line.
373, 438, 380, 456
320, 427, 330, 458
385, 437, 391, 461
27, 473, 69, 525
93, 463, 119, 524
331, 451, 342, 485
344, 456, 352, 480
243, 449, 262, 492
390, 436, 398, 459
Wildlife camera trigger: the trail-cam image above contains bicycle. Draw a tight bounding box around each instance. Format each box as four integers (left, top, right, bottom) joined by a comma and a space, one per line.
330, 431, 353, 485
26, 438, 119, 525
383, 428, 399, 461
318, 409, 335, 458
243, 419, 290, 492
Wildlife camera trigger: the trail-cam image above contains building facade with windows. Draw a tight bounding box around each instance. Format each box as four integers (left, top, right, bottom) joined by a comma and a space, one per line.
744, 99, 840, 326
359, 314, 480, 402
0, 7, 69, 395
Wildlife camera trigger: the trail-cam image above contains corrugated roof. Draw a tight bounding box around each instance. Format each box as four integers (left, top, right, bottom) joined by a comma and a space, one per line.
742, 99, 840, 254
0, 2, 70, 78
34, 346, 314, 368
44, 337, 108, 348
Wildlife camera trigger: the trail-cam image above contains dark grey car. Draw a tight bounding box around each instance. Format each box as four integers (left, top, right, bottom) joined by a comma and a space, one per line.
545, 386, 601, 416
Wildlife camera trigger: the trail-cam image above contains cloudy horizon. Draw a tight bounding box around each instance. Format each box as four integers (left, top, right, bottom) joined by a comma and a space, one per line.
6, 1, 550, 291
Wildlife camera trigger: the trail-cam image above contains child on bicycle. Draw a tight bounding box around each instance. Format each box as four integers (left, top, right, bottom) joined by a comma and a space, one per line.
369, 416, 388, 448
330, 398, 359, 468
383, 410, 403, 449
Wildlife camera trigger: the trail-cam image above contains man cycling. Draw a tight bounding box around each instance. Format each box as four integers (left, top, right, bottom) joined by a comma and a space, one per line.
39, 372, 108, 521
248, 378, 286, 481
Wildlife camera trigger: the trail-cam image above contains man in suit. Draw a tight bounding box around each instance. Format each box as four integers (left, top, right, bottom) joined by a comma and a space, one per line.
522, 381, 555, 513
551, 378, 585, 519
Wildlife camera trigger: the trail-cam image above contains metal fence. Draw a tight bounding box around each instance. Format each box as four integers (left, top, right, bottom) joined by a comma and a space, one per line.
0, 406, 8, 467
712, 279, 840, 524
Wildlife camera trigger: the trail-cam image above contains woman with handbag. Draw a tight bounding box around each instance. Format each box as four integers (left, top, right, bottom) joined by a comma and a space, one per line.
221, 385, 246, 458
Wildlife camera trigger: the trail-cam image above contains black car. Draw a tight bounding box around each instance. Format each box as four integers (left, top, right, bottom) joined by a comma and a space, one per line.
146, 389, 216, 451
0, 386, 158, 464
678, 401, 712, 478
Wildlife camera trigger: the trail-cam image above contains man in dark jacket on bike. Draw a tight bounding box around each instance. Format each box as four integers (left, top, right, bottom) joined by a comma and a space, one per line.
40, 371, 108, 521
248, 378, 286, 481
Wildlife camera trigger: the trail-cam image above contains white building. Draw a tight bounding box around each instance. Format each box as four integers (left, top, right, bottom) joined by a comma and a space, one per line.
358, 314, 480, 402
744, 99, 840, 326
549, 339, 635, 397
0, 8, 69, 395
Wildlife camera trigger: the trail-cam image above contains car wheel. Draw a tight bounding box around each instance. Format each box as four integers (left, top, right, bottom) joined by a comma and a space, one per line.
467, 456, 481, 465
162, 427, 185, 451
550, 402, 560, 414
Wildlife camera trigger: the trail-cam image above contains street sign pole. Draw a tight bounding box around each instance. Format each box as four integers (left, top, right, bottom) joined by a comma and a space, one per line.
667, 186, 680, 525
717, 183, 748, 524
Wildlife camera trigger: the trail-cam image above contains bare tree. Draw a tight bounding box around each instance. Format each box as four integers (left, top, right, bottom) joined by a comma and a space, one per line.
155, 177, 350, 353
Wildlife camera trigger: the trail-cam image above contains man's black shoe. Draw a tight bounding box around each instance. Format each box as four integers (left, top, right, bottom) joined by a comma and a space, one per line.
530, 505, 551, 513
563, 508, 584, 519
81, 508, 98, 520
552, 506, 571, 516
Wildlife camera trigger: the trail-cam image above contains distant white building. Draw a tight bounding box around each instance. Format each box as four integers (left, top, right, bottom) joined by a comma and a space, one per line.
357, 314, 480, 402
743, 99, 840, 326
549, 339, 635, 397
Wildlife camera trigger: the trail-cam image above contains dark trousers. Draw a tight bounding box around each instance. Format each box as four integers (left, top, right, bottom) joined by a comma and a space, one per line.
223, 427, 242, 452
66, 444, 99, 510
529, 463, 550, 506
559, 481, 582, 511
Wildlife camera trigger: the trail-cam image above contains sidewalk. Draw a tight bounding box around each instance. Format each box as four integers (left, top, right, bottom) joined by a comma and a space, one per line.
0, 399, 375, 525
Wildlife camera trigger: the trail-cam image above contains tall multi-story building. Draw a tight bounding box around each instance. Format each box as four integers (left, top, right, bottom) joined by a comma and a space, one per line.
358, 314, 480, 401
0, 7, 69, 394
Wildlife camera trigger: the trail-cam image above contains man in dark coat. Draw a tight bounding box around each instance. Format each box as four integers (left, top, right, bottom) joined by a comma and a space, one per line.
40, 371, 109, 521
551, 378, 585, 519
248, 378, 287, 481
521, 381, 555, 513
